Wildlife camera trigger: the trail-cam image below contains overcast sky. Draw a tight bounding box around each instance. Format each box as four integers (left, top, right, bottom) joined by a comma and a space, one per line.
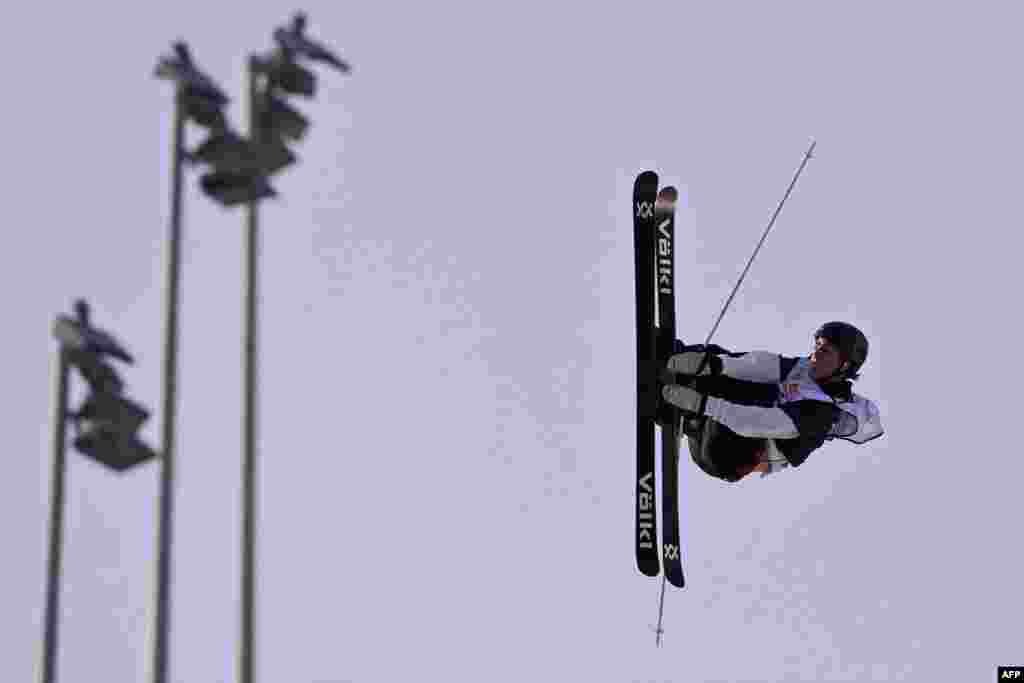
7, 1, 1024, 682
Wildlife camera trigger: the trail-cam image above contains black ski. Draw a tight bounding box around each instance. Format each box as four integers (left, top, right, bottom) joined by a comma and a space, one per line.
655, 186, 685, 588
633, 171, 660, 578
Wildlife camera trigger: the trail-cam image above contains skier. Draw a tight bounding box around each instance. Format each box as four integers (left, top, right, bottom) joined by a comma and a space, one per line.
659, 321, 883, 482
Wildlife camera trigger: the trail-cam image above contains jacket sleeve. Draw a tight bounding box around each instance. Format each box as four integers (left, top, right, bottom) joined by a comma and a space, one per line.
715, 352, 803, 384
774, 400, 837, 467
684, 347, 784, 407
718, 351, 783, 383
702, 398, 800, 439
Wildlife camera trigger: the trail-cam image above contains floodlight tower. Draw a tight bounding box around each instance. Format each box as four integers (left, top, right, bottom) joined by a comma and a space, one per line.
41, 300, 157, 683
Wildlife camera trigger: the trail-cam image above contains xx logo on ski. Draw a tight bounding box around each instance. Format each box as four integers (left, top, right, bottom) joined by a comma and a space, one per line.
663, 544, 680, 561
636, 201, 654, 219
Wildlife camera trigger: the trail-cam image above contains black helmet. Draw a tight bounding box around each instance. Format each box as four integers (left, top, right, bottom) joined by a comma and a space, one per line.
814, 321, 869, 379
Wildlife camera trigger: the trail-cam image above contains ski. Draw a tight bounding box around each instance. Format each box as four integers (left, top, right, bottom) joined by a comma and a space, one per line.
655, 186, 685, 588
633, 171, 660, 578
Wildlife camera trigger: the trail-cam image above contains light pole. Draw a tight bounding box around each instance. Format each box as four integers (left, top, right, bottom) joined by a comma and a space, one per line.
153, 43, 231, 683
238, 16, 349, 683
40, 344, 70, 683
41, 300, 156, 683
157, 19, 349, 683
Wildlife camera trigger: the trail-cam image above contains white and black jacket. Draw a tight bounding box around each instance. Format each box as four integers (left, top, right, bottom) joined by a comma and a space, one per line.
679, 343, 884, 475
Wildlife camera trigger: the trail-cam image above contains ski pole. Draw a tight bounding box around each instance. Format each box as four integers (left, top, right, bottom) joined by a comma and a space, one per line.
654, 142, 816, 648
704, 140, 816, 347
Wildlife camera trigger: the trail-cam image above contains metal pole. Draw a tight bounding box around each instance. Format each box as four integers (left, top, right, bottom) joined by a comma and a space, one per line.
654, 575, 667, 648
240, 56, 261, 683
704, 140, 817, 346
40, 349, 70, 683
654, 141, 817, 647
153, 85, 186, 683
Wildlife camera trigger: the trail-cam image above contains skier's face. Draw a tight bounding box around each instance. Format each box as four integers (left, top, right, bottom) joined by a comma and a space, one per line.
810, 337, 846, 381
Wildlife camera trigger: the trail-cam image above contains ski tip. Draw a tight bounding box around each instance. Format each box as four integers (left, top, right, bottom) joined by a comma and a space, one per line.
655, 186, 678, 211
666, 568, 685, 588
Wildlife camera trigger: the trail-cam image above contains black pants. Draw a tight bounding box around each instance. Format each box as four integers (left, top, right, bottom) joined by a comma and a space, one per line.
686, 417, 767, 483
671, 341, 776, 482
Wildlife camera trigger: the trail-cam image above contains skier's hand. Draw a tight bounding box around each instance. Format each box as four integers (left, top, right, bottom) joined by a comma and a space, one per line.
662, 384, 705, 415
